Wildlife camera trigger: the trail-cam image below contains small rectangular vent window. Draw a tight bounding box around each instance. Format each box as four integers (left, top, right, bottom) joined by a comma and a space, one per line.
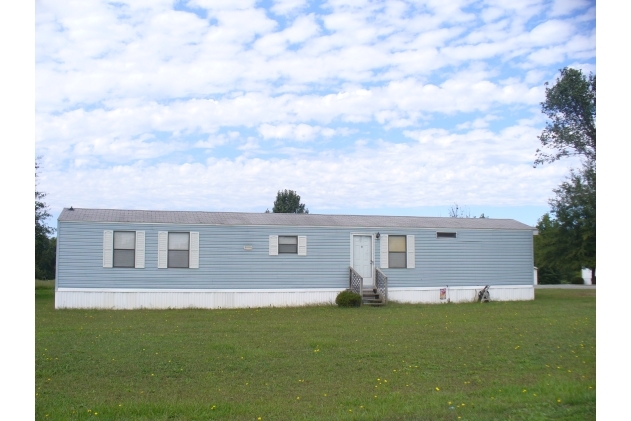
437, 232, 457, 238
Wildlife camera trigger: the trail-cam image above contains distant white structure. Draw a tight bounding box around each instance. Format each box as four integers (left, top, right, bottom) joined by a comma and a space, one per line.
534, 267, 538, 285
582, 268, 593, 285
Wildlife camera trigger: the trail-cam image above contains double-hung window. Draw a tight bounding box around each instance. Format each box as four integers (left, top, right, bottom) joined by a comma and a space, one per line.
278, 236, 298, 254
157, 231, 199, 269
103, 230, 145, 268
388, 235, 407, 268
269, 235, 307, 256
113, 231, 136, 268
168, 232, 190, 268
379, 234, 415, 269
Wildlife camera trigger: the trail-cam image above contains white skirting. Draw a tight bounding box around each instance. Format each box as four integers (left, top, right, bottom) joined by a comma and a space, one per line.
55, 288, 341, 310
55, 285, 534, 309
388, 285, 534, 304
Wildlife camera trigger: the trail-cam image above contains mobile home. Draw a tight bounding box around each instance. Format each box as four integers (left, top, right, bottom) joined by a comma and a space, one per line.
55, 208, 536, 309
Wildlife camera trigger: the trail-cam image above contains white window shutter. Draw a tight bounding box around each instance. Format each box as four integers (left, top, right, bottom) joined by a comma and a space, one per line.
298, 236, 307, 256
135, 231, 145, 268
406, 235, 415, 268
158, 231, 168, 268
269, 235, 278, 256
380, 234, 388, 269
103, 230, 113, 268
189, 232, 199, 269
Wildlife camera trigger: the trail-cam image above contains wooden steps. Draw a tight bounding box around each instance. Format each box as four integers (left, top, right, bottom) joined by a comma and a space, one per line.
362, 288, 385, 306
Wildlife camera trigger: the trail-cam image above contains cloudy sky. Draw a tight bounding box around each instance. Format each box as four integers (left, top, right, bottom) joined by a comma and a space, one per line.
35, 0, 595, 226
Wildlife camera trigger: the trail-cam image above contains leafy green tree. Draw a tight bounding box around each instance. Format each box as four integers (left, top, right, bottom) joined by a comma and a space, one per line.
534, 214, 574, 284
533, 68, 596, 284
534, 67, 596, 167
534, 164, 595, 284
272, 190, 309, 214
36, 159, 56, 280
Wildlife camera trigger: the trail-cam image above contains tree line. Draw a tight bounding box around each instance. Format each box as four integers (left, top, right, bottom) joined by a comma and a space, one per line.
35, 160, 56, 280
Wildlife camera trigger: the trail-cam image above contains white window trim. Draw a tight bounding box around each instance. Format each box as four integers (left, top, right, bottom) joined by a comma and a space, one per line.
297, 236, 307, 256
269, 235, 278, 256
159, 231, 199, 269
104, 230, 145, 268
380, 233, 388, 269
189, 232, 199, 269
380, 234, 415, 269
158, 231, 168, 268
103, 230, 113, 268
270, 235, 307, 256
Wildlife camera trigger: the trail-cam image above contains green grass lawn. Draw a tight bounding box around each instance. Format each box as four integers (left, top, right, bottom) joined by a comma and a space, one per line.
36, 285, 595, 420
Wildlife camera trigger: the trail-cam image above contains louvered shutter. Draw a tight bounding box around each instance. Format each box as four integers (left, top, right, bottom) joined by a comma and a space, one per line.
103, 230, 113, 268
298, 236, 307, 256
189, 232, 199, 269
158, 231, 168, 268
406, 235, 415, 268
135, 231, 145, 268
380, 234, 388, 269
269, 235, 278, 256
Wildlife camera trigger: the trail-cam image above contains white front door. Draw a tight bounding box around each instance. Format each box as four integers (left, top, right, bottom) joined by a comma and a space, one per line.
352, 235, 373, 287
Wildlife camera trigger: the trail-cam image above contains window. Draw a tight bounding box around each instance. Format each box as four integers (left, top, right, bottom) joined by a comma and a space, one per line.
437, 232, 457, 238
278, 236, 298, 254
168, 232, 190, 268
103, 230, 145, 268
380, 234, 414, 269
157, 231, 199, 269
388, 235, 407, 268
113, 231, 135, 268
269, 235, 307, 256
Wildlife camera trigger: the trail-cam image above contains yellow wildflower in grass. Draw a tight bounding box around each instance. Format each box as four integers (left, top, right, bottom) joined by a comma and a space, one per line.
435, 387, 440, 391
522, 389, 527, 393
296, 397, 300, 400
258, 418, 262, 420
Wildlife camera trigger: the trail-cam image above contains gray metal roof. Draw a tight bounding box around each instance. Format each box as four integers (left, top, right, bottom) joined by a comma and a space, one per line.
58, 208, 534, 230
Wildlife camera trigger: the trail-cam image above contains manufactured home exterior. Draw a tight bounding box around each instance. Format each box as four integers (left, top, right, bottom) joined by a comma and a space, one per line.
55, 208, 537, 309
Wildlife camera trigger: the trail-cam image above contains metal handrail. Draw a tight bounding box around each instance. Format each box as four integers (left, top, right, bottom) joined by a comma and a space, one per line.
375, 268, 388, 304
349, 266, 363, 296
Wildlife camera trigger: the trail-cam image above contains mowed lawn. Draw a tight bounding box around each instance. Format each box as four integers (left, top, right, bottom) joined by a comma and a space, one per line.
36, 284, 595, 420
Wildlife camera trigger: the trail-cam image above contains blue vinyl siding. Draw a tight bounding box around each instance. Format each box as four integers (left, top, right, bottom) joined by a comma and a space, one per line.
57, 222, 533, 289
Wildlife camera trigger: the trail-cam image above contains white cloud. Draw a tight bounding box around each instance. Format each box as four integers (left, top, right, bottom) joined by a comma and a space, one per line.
258, 123, 353, 141
270, 0, 308, 15
41, 123, 578, 217
549, 0, 591, 17
35, 0, 595, 219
